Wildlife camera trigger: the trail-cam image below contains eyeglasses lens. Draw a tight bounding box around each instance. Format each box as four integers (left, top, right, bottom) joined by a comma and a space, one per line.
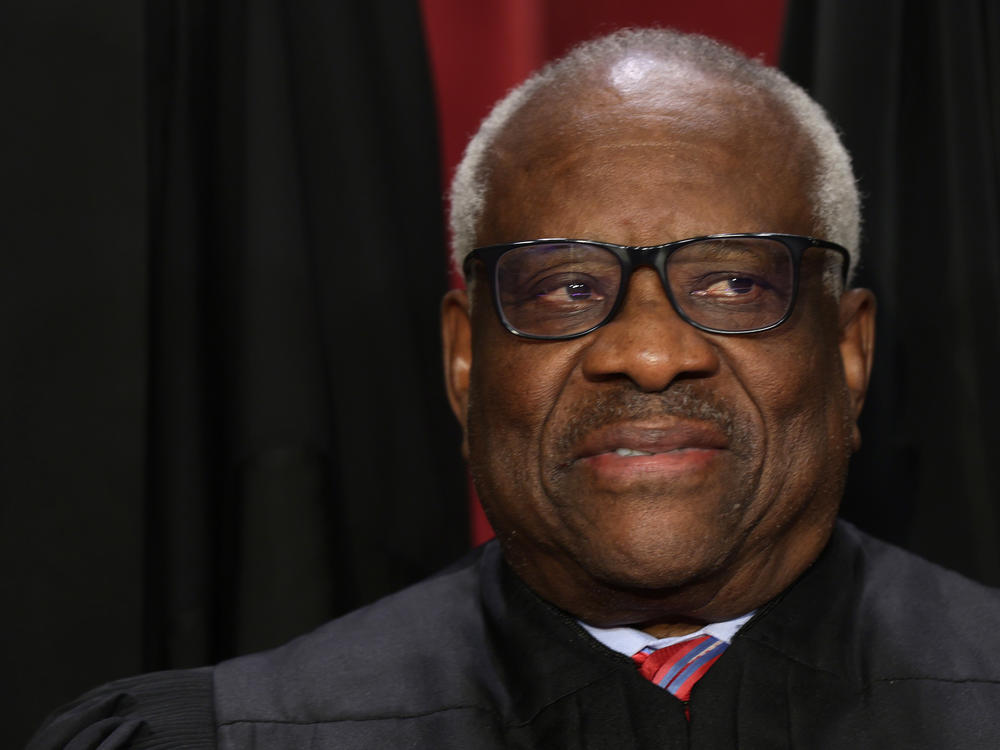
495, 238, 795, 337
496, 242, 619, 338
667, 238, 794, 333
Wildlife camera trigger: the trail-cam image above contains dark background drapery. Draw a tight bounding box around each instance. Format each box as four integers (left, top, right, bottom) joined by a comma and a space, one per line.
782, 0, 1000, 582
4, 1, 998, 747
2, 1, 466, 745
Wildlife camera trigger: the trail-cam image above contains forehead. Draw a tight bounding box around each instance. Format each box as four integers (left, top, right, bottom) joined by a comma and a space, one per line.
478, 64, 816, 246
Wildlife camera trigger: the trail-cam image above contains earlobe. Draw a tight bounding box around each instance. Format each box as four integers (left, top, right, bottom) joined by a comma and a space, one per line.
441, 288, 472, 458
838, 288, 877, 448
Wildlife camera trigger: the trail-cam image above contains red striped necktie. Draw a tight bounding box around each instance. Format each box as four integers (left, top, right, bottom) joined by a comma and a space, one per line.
631, 634, 727, 702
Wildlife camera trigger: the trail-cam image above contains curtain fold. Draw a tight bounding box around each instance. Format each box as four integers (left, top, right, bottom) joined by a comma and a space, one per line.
2, 1, 465, 746
782, 0, 1000, 583
145, 0, 468, 665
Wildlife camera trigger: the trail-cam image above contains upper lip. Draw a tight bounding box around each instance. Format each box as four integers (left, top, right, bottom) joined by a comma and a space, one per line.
571, 420, 729, 462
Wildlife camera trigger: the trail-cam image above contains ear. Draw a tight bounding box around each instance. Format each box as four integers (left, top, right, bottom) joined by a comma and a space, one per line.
441, 288, 472, 458
837, 288, 877, 450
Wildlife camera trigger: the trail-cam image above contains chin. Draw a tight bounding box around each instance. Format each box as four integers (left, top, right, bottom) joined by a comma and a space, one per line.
566, 526, 736, 592
590, 553, 727, 594
590, 502, 743, 564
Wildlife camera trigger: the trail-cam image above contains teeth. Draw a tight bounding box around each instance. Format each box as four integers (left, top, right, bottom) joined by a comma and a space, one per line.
615, 448, 653, 457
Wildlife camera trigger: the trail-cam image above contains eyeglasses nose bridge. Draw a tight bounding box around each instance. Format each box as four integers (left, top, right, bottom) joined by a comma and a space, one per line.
581, 258, 721, 388
614, 242, 683, 321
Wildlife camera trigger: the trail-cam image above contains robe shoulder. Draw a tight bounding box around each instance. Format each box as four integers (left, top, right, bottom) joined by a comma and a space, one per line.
25, 545, 498, 749
25, 667, 215, 749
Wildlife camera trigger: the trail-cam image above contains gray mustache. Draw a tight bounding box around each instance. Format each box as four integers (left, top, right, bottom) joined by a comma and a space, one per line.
555, 383, 739, 456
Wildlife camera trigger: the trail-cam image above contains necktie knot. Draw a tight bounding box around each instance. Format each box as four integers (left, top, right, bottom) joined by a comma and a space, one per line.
632, 634, 727, 702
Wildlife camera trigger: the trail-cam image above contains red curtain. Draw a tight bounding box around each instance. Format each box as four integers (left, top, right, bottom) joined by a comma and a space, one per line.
420, 0, 787, 544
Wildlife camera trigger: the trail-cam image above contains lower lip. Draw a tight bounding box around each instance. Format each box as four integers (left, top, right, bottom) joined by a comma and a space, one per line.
577, 448, 723, 482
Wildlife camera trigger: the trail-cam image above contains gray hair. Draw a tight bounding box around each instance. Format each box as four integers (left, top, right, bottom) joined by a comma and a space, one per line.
448, 28, 861, 285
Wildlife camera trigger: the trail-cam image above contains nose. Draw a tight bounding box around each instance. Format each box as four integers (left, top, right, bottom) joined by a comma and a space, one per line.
580, 268, 720, 391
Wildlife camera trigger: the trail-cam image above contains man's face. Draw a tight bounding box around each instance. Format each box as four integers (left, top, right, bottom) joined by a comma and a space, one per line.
442, 69, 875, 632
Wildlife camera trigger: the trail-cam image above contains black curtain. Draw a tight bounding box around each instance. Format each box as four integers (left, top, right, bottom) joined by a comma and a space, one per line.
1, 1, 466, 746
782, 1, 1000, 583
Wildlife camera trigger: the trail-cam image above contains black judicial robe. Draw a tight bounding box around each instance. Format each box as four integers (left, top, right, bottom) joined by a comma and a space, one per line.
28, 522, 1000, 749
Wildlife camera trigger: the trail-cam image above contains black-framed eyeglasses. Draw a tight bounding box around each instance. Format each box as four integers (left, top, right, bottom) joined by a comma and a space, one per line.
463, 233, 849, 340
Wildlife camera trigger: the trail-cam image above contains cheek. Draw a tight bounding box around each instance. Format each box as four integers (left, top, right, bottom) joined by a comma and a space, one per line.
733, 325, 851, 497
465, 334, 581, 494
739, 291, 847, 422
748, 344, 826, 418
470, 345, 564, 437
465, 343, 585, 547
466, 291, 567, 429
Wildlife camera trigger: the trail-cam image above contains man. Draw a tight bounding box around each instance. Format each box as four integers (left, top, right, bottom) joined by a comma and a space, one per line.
30, 28, 1000, 749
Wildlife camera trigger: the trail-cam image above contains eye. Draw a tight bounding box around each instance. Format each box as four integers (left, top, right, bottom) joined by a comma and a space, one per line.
533, 278, 605, 303
691, 275, 761, 298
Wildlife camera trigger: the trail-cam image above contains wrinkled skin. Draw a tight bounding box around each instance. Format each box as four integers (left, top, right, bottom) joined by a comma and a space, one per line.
441, 61, 875, 636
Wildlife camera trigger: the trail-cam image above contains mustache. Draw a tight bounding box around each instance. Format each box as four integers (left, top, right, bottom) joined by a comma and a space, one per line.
555, 382, 741, 456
